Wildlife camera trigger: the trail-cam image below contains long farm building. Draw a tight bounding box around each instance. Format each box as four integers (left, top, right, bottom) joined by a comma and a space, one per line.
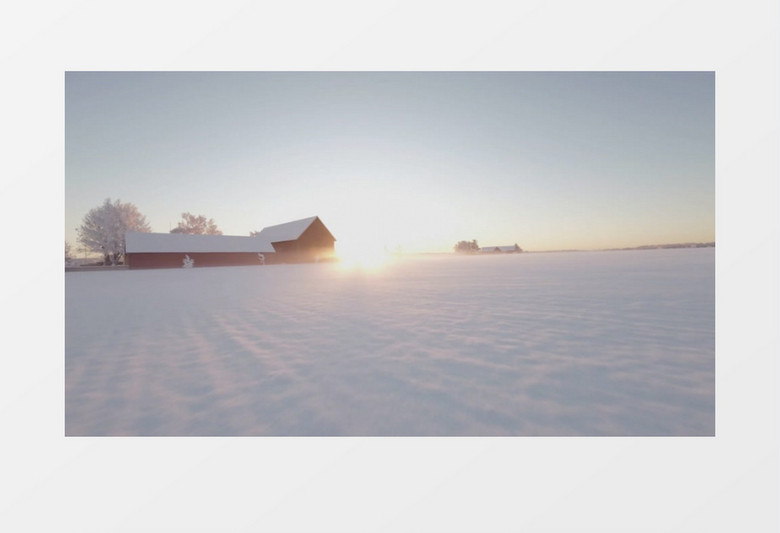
125, 216, 335, 269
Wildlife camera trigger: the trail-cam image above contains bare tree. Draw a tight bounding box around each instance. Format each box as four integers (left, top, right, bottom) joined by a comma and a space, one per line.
65, 241, 73, 266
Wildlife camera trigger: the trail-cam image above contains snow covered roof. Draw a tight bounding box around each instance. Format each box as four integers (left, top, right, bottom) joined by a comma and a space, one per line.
125, 232, 275, 253
255, 216, 320, 243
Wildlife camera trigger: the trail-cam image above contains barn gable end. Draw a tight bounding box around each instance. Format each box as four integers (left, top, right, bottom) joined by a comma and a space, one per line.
255, 216, 336, 263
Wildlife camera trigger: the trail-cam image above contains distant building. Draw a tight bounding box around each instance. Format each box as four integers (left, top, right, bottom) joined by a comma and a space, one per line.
124, 216, 335, 269
479, 244, 523, 254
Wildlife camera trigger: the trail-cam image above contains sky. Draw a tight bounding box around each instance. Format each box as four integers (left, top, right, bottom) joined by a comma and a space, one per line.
65, 71, 714, 254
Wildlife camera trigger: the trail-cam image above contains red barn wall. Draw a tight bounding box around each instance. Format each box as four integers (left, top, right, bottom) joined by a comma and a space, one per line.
126, 252, 276, 269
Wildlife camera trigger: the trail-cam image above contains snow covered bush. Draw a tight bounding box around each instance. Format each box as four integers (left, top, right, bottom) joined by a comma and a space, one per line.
182, 255, 194, 268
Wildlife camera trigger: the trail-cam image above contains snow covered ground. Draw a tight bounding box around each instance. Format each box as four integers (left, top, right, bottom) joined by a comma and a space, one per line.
65, 248, 714, 436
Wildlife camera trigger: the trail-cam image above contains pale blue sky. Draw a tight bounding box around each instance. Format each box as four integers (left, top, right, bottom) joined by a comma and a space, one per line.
65, 71, 714, 253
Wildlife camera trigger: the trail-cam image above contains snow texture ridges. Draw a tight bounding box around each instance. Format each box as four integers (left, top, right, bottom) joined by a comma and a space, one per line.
65, 248, 715, 436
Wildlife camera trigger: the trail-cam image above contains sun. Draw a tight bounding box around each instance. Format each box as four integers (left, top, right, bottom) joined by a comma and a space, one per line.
336, 242, 392, 270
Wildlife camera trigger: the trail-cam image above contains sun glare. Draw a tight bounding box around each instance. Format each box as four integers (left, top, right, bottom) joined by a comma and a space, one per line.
336, 242, 392, 271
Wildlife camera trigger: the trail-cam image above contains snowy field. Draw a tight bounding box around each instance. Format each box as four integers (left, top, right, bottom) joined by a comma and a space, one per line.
65, 248, 715, 436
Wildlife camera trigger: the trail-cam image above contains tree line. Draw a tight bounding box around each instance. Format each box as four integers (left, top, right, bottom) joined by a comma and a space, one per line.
68, 198, 224, 265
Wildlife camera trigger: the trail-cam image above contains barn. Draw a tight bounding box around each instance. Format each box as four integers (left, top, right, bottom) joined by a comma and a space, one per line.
124, 232, 275, 269
124, 216, 336, 269
254, 216, 336, 263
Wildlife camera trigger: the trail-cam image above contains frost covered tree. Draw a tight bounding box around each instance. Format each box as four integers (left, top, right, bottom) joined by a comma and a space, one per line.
454, 239, 479, 253
77, 198, 151, 265
170, 213, 222, 235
